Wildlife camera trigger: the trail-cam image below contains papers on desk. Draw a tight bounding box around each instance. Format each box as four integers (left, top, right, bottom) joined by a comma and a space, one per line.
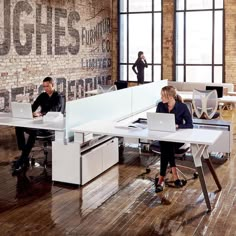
115, 122, 147, 130
43, 112, 63, 122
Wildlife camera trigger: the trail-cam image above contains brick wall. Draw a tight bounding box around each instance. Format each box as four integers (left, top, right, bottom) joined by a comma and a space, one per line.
225, 0, 236, 86
0, 0, 114, 111
162, 0, 174, 82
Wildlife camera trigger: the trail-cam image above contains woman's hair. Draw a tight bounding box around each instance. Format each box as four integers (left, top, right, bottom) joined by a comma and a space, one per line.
161, 85, 183, 103
138, 51, 143, 58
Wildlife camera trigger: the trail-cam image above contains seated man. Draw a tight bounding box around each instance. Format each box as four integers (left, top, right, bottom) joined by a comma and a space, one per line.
12, 77, 63, 176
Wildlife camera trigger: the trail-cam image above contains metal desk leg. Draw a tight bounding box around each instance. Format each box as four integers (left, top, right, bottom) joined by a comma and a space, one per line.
203, 149, 222, 191
191, 144, 211, 211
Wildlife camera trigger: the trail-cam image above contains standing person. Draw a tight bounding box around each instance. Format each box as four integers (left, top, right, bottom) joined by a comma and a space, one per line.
155, 86, 193, 192
12, 77, 63, 176
132, 51, 148, 85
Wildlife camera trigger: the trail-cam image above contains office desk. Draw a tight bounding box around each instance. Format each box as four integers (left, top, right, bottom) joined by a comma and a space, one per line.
0, 113, 65, 135
72, 120, 222, 211
85, 89, 98, 96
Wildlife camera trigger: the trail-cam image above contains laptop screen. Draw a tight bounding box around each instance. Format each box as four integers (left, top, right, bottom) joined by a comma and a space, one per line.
206, 86, 223, 98
11, 102, 33, 119
147, 112, 176, 132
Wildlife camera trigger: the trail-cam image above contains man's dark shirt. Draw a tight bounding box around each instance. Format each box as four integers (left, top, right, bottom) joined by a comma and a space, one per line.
32, 91, 62, 115
156, 101, 193, 129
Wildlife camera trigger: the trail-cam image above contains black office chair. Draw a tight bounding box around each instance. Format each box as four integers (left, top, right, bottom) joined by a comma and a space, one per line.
30, 95, 66, 169
139, 102, 198, 190
114, 81, 128, 90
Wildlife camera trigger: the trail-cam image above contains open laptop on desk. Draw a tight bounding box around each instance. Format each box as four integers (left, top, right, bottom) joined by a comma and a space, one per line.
147, 112, 176, 132
11, 102, 34, 119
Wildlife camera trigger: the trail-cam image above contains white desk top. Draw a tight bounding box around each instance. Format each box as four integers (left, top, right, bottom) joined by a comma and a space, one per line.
0, 112, 65, 131
72, 120, 222, 146
85, 89, 98, 96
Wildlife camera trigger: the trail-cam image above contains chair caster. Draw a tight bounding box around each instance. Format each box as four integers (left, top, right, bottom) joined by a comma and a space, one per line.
182, 179, 187, 186
146, 168, 151, 174
193, 172, 198, 179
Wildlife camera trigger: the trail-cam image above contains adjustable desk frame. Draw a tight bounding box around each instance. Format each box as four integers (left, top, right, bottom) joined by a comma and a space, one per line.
72, 120, 222, 211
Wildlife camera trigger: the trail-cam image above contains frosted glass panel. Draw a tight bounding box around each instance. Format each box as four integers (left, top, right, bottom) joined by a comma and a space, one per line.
154, 65, 161, 81
215, 0, 223, 9
154, 13, 162, 63
186, 11, 212, 64
176, 66, 184, 82
214, 66, 223, 83
186, 66, 212, 82
154, 0, 162, 11
120, 0, 127, 12
120, 65, 127, 81
176, 0, 185, 10
187, 0, 212, 10
214, 11, 223, 64
131, 80, 167, 114
176, 12, 184, 64
65, 89, 132, 139
120, 15, 127, 63
129, 0, 152, 12
129, 14, 152, 63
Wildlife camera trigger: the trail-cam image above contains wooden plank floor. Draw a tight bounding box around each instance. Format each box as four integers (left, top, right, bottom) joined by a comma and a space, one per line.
0, 109, 236, 236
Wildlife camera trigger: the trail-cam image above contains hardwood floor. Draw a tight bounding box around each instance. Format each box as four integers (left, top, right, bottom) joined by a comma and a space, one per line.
0, 109, 235, 236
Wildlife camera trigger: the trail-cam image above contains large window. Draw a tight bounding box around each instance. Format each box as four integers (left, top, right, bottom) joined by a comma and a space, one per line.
119, 0, 162, 83
175, 0, 224, 83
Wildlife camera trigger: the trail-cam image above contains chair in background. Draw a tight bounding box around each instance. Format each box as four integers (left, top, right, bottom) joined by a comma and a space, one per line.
97, 84, 117, 94
30, 95, 66, 169
114, 81, 128, 90
192, 89, 220, 119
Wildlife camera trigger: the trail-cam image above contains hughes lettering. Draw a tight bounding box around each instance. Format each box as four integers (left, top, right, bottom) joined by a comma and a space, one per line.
0, 0, 80, 56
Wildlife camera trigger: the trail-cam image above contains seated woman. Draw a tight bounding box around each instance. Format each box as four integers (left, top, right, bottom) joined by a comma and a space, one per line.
155, 85, 193, 193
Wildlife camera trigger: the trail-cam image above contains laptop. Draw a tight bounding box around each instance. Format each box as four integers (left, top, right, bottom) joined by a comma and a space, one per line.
206, 86, 223, 98
147, 112, 176, 132
11, 102, 34, 119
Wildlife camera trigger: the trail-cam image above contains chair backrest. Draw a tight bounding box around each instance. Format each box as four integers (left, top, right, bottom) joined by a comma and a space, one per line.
192, 89, 218, 119
114, 81, 128, 90
97, 84, 117, 94
184, 101, 193, 118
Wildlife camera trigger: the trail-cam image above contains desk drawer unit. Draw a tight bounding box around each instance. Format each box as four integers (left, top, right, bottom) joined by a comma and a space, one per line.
81, 138, 118, 185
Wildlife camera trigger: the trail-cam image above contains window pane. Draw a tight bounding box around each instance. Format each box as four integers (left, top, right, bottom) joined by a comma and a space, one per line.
119, 15, 127, 63
129, 0, 152, 12
186, 0, 212, 10
215, 0, 224, 9
128, 65, 150, 82
154, 13, 162, 63
214, 11, 223, 64
186, 66, 212, 82
154, 65, 161, 81
129, 14, 152, 64
214, 66, 222, 83
176, 12, 184, 64
129, 65, 137, 82
154, 0, 162, 11
144, 66, 152, 82
120, 65, 127, 81
120, 0, 127, 12
176, 66, 184, 82
176, 0, 185, 10
186, 11, 212, 64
